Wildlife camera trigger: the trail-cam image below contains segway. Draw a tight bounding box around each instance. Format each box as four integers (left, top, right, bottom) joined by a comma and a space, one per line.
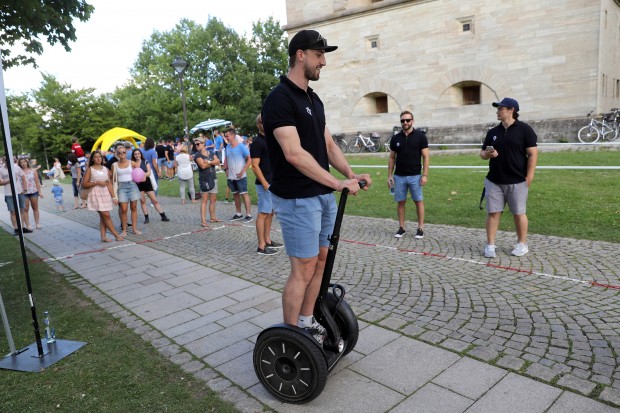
253, 182, 365, 404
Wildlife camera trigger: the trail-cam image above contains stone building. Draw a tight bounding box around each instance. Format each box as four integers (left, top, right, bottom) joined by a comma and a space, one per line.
284, 0, 620, 142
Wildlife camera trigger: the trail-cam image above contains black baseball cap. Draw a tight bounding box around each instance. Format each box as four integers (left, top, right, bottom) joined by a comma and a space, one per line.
288, 30, 338, 56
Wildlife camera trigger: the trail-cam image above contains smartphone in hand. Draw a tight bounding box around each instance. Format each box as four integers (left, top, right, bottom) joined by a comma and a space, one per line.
486, 146, 494, 152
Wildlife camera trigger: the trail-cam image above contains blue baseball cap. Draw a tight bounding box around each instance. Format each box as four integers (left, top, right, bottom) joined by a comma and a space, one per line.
492, 97, 519, 112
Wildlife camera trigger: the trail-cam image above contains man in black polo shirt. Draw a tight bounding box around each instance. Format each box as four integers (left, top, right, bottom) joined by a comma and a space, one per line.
262, 29, 371, 343
388, 110, 430, 239
481, 97, 538, 258
250, 113, 283, 256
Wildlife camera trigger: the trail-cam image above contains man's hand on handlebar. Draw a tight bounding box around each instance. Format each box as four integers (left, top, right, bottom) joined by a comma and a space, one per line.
338, 174, 371, 195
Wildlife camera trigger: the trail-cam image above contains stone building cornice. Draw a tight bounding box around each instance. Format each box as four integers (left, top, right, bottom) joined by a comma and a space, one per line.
284, 0, 437, 31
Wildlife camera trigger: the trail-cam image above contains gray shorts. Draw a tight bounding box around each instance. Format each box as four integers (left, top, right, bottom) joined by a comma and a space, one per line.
485, 178, 528, 215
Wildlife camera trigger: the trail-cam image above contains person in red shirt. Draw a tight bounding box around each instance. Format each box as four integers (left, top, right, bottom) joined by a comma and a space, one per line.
71, 137, 86, 171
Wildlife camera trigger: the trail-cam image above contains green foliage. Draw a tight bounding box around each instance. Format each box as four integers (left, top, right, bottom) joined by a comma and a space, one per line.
116, 16, 287, 138
5, 93, 41, 157
31, 74, 119, 162
5, 16, 287, 162
0, 0, 94, 68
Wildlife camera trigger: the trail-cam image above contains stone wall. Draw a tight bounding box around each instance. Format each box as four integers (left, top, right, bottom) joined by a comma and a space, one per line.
341, 116, 591, 146
285, 0, 620, 135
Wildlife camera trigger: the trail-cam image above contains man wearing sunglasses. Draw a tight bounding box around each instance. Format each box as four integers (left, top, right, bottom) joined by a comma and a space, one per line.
388, 111, 429, 239
262, 29, 371, 342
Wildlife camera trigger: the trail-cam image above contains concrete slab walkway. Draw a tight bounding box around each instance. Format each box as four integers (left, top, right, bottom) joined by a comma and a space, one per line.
1, 186, 619, 412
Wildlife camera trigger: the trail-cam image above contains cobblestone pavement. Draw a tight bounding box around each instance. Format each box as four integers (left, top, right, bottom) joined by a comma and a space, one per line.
33, 181, 620, 405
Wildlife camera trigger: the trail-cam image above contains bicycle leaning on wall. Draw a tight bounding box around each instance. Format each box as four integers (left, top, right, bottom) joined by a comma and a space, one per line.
348, 131, 382, 153
577, 108, 620, 143
332, 133, 348, 153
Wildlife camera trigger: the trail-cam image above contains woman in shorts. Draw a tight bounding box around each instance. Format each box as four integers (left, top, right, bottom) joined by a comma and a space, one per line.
113, 146, 141, 236
131, 149, 169, 223
18, 158, 43, 230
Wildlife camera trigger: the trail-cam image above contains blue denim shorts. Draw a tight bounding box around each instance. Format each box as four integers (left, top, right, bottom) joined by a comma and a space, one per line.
5, 194, 26, 212
227, 177, 248, 194
256, 185, 273, 214
117, 181, 141, 203
272, 193, 336, 258
394, 174, 423, 202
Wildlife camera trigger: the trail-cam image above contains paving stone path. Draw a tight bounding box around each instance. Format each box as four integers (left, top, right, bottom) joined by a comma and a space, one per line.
18, 171, 620, 407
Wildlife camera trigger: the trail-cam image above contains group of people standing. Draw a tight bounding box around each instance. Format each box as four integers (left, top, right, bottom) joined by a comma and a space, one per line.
85, 138, 170, 242
0, 156, 44, 234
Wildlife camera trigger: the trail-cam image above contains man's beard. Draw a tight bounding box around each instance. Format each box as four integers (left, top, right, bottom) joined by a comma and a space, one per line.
304, 63, 320, 81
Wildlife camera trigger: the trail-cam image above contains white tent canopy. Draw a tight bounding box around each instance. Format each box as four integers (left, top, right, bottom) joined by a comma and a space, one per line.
189, 119, 232, 134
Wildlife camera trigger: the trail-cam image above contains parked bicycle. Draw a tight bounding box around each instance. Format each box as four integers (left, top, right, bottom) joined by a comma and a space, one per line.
332, 133, 348, 153
577, 108, 620, 143
348, 131, 381, 153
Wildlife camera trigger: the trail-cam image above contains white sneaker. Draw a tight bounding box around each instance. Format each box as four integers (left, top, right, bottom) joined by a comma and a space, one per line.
484, 244, 496, 258
304, 318, 327, 345
511, 243, 529, 257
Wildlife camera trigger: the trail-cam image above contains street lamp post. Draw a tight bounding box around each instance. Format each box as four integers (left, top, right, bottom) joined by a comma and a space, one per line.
170, 56, 190, 147
38, 124, 50, 170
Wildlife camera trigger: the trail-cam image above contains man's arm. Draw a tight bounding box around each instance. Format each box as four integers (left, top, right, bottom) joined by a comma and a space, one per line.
525, 147, 538, 187
420, 147, 430, 186
150, 153, 160, 176
387, 150, 396, 187
251, 157, 269, 189
238, 155, 252, 179
273, 126, 364, 194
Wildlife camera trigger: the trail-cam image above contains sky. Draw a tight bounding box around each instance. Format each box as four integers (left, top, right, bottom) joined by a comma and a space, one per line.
2, 0, 287, 95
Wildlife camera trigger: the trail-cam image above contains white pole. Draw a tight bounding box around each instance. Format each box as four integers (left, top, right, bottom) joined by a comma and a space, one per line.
0, 290, 17, 355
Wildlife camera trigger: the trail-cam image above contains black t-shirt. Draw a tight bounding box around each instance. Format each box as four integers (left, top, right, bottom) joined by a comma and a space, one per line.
249, 133, 272, 185
389, 129, 429, 176
155, 144, 166, 159
483, 120, 537, 184
165, 145, 174, 160
262, 76, 331, 199
105, 156, 119, 170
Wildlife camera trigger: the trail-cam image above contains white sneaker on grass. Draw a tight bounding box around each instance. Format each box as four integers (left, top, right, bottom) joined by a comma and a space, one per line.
511, 243, 528, 257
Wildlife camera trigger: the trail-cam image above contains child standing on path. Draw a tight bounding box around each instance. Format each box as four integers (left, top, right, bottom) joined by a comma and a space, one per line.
51, 179, 65, 212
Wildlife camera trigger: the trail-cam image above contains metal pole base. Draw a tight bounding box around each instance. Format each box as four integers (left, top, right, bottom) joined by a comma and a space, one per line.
0, 339, 87, 372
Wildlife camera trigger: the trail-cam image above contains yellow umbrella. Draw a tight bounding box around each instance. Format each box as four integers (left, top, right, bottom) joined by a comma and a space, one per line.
91, 127, 147, 152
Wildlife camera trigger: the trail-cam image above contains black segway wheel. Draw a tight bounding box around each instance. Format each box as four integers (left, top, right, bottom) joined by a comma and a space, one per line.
325, 292, 359, 356
253, 328, 328, 404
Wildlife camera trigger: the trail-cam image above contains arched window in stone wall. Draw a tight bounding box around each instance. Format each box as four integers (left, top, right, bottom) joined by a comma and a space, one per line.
436, 81, 495, 108
352, 92, 399, 115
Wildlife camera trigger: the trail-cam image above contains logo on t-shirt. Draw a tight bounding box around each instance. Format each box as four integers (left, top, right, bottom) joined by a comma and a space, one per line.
306, 107, 312, 116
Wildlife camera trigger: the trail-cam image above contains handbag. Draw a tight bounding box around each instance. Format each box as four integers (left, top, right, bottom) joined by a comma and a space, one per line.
112, 164, 118, 199
149, 171, 158, 191
79, 185, 91, 200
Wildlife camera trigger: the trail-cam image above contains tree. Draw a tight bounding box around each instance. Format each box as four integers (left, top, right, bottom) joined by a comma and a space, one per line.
114, 17, 287, 137
31, 74, 118, 161
5, 93, 41, 157
0, 0, 94, 68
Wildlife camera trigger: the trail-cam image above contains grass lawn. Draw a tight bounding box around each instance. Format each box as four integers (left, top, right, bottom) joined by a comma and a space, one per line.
0, 232, 238, 413
153, 149, 619, 243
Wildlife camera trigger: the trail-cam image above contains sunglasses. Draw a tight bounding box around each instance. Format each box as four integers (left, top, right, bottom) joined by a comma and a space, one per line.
194, 142, 202, 146
117, 151, 126, 155
400, 118, 413, 123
